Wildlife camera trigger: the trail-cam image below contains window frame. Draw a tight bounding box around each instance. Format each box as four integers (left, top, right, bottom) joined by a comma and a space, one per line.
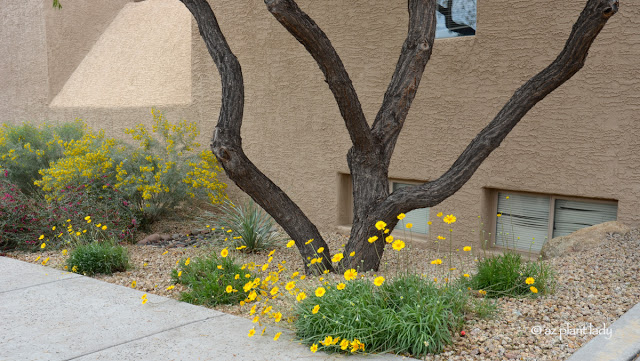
488, 189, 617, 252
389, 179, 431, 238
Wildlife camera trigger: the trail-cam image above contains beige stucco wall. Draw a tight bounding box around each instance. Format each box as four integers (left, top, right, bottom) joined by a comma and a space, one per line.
1, 0, 638, 250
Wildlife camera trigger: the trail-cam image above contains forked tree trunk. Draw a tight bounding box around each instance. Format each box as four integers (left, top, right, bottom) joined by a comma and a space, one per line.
180, 0, 619, 273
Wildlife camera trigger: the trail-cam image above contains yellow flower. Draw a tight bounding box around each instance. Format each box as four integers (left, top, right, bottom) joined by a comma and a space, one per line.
162, 250, 168, 255
431, 259, 443, 265
72, 265, 78, 272
185, 258, 190, 266
437, 235, 446, 240
52, 226, 56, 231
315, 287, 326, 297
344, 269, 357, 281
317, 247, 324, 253
463, 274, 470, 278
385, 235, 394, 243
84, 216, 91, 221
142, 298, 148, 305
397, 213, 406, 220
310, 344, 318, 353
274, 312, 282, 322
131, 281, 137, 288
220, 248, 229, 258
296, 292, 307, 302
392, 239, 405, 251
40, 242, 46, 249
437, 212, 443, 217
320, 336, 333, 346
178, 271, 182, 277
349, 251, 355, 257
336, 283, 346, 290
506, 196, 510, 199
312, 304, 320, 314
101, 225, 107, 230
286, 240, 295, 248
478, 290, 487, 295
270, 286, 279, 296
340, 339, 349, 350
305, 239, 314, 245
449, 267, 457, 271
331, 253, 343, 263
463, 246, 471, 251
42, 257, 49, 266
274, 332, 282, 341
375, 220, 387, 230
167, 285, 175, 291
248, 328, 256, 337
373, 276, 385, 287
530, 286, 538, 293
367, 236, 378, 243
236, 245, 246, 250
406, 223, 413, 229
60, 249, 67, 255
497, 213, 502, 217
526, 277, 535, 285
443, 214, 456, 224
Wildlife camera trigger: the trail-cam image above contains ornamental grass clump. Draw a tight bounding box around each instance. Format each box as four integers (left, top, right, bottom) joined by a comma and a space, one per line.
66, 241, 129, 276
217, 200, 283, 253
470, 251, 555, 298
171, 253, 254, 307
295, 274, 489, 357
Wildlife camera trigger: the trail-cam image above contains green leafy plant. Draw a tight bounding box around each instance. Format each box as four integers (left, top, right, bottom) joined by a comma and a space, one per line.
171, 253, 254, 307
470, 252, 555, 298
66, 241, 130, 276
295, 274, 492, 357
0, 121, 84, 194
217, 200, 282, 252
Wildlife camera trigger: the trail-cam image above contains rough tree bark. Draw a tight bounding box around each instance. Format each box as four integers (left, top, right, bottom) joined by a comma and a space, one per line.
180, 0, 619, 273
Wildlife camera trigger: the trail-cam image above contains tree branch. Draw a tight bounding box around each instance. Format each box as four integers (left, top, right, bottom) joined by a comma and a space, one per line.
181, 0, 334, 274
382, 0, 619, 215
371, 0, 437, 165
264, 0, 374, 152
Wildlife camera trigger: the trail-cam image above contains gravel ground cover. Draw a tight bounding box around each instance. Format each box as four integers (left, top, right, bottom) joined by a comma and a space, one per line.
5, 227, 639, 361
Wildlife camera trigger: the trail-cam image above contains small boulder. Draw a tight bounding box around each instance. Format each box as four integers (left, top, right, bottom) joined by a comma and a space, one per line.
541, 221, 629, 259
137, 233, 162, 245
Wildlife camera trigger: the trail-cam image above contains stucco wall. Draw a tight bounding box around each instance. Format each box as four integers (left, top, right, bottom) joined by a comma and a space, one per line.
1, 0, 638, 250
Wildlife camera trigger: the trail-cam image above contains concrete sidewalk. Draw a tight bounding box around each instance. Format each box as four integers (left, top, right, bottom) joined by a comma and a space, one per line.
0, 257, 411, 361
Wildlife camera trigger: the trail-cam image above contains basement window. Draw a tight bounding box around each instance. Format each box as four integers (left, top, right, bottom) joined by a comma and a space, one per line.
392, 182, 430, 235
494, 192, 617, 253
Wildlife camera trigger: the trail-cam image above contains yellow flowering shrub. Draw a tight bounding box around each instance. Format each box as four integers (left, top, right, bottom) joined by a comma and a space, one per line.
36, 109, 227, 222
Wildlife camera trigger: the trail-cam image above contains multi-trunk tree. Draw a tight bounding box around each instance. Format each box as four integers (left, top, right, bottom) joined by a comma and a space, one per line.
178, 0, 618, 274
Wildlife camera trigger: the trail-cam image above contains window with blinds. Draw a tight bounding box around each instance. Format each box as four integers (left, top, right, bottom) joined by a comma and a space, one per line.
392, 183, 430, 235
495, 192, 618, 253
495, 192, 550, 252
552, 199, 618, 238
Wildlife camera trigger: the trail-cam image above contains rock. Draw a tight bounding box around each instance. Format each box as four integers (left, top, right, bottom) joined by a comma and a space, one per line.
137, 233, 162, 245
541, 221, 630, 259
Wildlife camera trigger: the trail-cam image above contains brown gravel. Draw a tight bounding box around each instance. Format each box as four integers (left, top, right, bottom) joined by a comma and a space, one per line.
6, 226, 640, 361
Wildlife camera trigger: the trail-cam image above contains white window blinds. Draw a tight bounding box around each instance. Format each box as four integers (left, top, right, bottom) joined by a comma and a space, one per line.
393, 183, 430, 235
496, 192, 550, 252
552, 199, 618, 238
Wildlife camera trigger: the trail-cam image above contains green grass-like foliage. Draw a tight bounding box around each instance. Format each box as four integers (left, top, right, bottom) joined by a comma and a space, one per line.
295, 274, 494, 357
66, 241, 130, 276
217, 201, 282, 252
470, 252, 555, 298
171, 254, 253, 307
